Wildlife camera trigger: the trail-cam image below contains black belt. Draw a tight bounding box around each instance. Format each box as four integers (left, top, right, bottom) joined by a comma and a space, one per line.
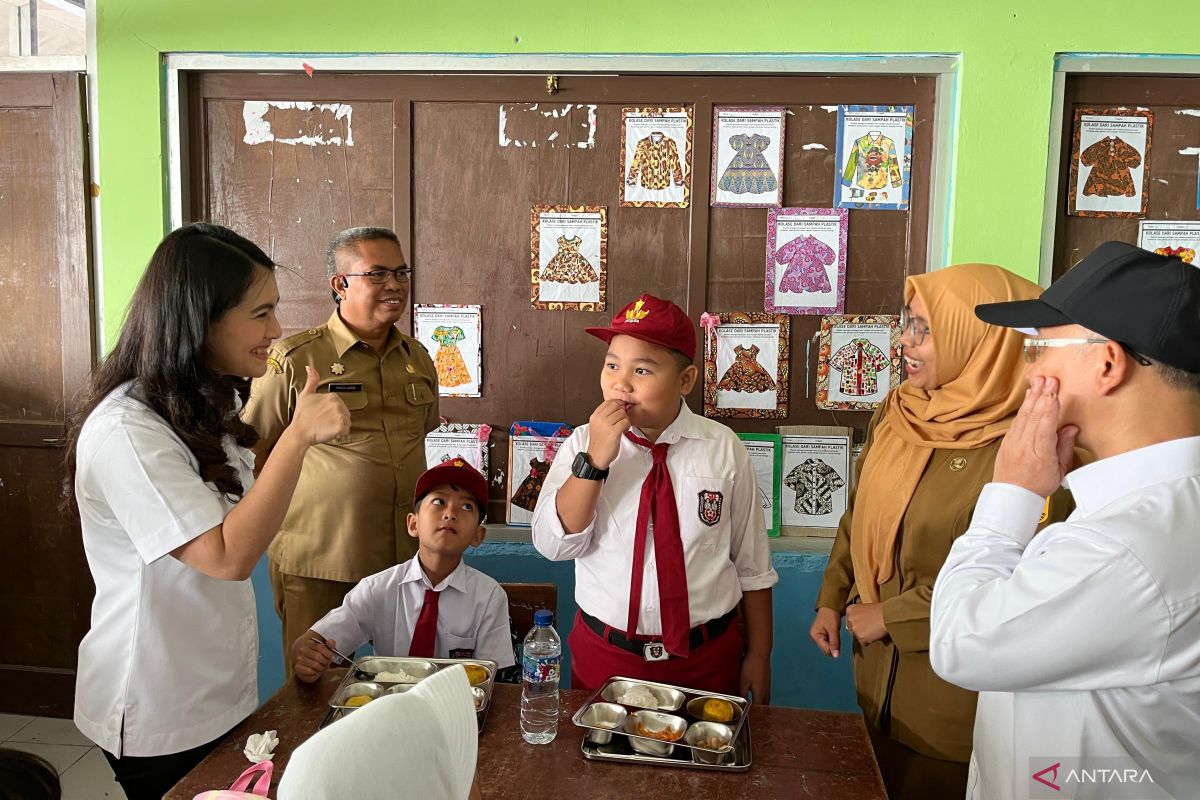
580, 608, 737, 658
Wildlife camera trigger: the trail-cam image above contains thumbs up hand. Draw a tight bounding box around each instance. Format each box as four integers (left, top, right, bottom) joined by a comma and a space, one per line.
291, 366, 351, 445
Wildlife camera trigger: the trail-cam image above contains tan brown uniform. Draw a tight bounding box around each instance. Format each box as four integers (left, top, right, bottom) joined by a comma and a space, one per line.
243, 311, 438, 673
816, 405, 1075, 799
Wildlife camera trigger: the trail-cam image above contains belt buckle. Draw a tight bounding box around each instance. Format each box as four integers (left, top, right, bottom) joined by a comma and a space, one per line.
642, 642, 669, 662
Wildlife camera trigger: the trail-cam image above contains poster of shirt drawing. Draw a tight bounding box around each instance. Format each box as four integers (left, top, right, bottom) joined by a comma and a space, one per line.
702, 312, 790, 419
816, 314, 900, 411
738, 433, 782, 537
765, 207, 848, 315
425, 423, 490, 474
621, 107, 693, 208
1137, 221, 1200, 266
710, 107, 786, 208
780, 433, 851, 532
1068, 109, 1153, 218
834, 105, 913, 211
414, 304, 482, 398
531, 205, 607, 311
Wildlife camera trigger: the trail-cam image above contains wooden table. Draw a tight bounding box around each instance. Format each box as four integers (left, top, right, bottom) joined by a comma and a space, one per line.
168, 672, 885, 799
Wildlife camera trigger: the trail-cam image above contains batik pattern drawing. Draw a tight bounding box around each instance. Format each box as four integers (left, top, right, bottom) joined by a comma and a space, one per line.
1154, 246, 1196, 264
775, 235, 836, 294
1080, 136, 1141, 197
510, 457, 550, 511
841, 133, 903, 190
431, 325, 471, 388
718, 134, 777, 194
829, 339, 890, 396
540, 235, 598, 283
627, 132, 685, 190
716, 344, 777, 393
784, 458, 846, 516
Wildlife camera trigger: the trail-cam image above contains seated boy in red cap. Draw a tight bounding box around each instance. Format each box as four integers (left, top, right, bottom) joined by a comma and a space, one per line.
532, 294, 779, 701
292, 461, 515, 681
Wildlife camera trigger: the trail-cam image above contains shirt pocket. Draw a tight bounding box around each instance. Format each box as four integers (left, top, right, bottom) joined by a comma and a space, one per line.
675, 475, 734, 548
440, 632, 477, 659
403, 380, 436, 435
332, 390, 370, 412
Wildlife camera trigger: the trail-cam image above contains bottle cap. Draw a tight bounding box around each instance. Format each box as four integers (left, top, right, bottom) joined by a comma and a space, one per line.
534, 609, 553, 627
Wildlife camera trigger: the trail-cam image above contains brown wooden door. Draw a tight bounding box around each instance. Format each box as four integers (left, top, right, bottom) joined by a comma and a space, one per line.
0, 72, 94, 716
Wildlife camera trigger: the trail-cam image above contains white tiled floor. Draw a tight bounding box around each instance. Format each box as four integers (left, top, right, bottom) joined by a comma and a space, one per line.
1, 713, 127, 800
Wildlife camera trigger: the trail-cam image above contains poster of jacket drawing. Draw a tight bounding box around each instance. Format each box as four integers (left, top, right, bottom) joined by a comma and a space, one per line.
710, 107, 786, 207
765, 207, 848, 314
414, 304, 483, 398
779, 433, 851, 532
1137, 220, 1200, 266
621, 107, 693, 208
834, 105, 913, 211
1068, 109, 1152, 217
816, 314, 900, 411
531, 205, 607, 310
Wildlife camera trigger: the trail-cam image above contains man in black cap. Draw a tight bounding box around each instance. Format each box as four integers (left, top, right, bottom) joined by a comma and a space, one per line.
928, 242, 1200, 799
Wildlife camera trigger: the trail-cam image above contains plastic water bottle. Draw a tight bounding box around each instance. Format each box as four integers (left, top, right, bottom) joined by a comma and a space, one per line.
520, 608, 561, 744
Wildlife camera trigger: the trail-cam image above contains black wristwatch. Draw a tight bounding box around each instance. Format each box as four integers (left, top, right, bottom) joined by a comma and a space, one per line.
571, 451, 610, 481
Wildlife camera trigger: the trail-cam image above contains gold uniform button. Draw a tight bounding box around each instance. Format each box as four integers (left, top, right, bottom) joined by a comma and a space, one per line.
949, 457, 967, 472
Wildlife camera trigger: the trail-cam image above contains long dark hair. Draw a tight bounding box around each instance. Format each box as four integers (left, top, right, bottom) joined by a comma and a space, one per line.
64, 223, 275, 503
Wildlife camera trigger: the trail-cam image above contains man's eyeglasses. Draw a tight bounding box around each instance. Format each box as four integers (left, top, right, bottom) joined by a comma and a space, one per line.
344, 266, 411, 285
1022, 337, 1152, 366
900, 306, 931, 346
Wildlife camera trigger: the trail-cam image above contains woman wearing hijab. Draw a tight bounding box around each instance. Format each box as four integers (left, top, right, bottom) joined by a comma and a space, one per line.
809, 264, 1075, 798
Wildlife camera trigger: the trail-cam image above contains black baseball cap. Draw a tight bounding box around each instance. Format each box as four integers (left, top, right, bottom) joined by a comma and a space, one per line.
975, 241, 1200, 372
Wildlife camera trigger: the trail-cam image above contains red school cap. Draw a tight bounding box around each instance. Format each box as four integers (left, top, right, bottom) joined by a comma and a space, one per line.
584, 293, 696, 362
413, 460, 489, 516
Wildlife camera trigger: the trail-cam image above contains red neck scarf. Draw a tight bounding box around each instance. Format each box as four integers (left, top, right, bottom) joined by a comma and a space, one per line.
623, 431, 691, 657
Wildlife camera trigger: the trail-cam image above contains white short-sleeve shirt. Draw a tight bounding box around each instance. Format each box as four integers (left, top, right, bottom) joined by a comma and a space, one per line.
73, 382, 258, 757
531, 402, 779, 635
313, 556, 516, 668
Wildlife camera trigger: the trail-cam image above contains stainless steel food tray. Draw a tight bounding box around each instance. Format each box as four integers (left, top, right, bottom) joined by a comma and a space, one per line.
325, 655, 497, 731
580, 716, 751, 772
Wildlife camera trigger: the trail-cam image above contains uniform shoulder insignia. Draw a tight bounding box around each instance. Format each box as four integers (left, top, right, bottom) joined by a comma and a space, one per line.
271, 326, 326, 358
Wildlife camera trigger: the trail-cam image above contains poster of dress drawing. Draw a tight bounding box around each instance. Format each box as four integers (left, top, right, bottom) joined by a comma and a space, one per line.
765, 207, 848, 315
414, 304, 482, 398
834, 105, 913, 211
710, 107, 786, 208
1067, 109, 1152, 218
738, 433, 782, 537
702, 311, 790, 419
1137, 220, 1200, 266
425, 423, 491, 474
621, 107, 693, 208
816, 314, 901, 411
506, 421, 572, 527
531, 205, 607, 311
779, 431, 851, 534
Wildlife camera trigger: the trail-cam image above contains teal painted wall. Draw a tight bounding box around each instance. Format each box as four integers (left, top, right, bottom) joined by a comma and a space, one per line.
252, 541, 858, 711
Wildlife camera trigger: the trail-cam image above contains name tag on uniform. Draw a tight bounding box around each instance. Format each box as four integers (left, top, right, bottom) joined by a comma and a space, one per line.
328, 383, 363, 393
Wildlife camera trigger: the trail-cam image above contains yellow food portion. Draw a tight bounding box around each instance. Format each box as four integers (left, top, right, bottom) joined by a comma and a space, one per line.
463, 664, 488, 686
702, 699, 734, 722
345, 694, 373, 707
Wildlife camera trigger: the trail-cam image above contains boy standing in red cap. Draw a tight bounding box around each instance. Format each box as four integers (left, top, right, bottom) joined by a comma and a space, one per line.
292, 461, 514, 681
533, 294, 778, 701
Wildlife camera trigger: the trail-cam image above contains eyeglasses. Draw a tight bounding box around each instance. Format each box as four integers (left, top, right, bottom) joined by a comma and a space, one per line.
344, 266, 411, 285
899, 306, 931, 346
1022, 337, 1108, 364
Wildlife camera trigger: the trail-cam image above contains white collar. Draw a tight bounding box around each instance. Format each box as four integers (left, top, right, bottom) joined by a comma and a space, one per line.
1063, 436, 1200, 515
400, 553, 468, 593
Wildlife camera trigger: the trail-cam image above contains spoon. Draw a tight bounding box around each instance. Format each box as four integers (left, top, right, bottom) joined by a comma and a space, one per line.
309, 636, 369, 677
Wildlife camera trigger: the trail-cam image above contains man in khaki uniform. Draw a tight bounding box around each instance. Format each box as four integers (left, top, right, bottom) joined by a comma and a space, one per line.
244, 227, 439, 675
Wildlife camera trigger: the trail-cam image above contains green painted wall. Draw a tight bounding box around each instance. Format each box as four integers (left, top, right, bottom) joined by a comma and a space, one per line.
95, 0, 1200, 343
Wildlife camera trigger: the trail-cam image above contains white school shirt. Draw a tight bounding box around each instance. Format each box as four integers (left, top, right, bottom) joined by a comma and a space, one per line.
930, 437, 1200, 800
312, 556, 516, 668
279, 664, 477, 800
532, 402, 778, 635
73, 382, 258, 757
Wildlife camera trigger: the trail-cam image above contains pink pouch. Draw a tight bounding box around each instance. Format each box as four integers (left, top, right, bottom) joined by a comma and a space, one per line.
192, 760, 273, 799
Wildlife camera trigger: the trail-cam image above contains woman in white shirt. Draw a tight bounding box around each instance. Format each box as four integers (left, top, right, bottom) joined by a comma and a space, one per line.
63, 223, 350, 799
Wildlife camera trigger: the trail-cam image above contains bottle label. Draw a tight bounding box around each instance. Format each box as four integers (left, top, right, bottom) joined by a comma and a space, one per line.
522, 653, 561, 684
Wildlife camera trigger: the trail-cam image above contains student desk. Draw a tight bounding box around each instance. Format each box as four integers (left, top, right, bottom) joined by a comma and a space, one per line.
167, 671, 885, 798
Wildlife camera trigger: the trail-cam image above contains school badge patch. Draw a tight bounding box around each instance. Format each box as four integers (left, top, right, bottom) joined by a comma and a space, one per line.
697, 490, 723, 527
